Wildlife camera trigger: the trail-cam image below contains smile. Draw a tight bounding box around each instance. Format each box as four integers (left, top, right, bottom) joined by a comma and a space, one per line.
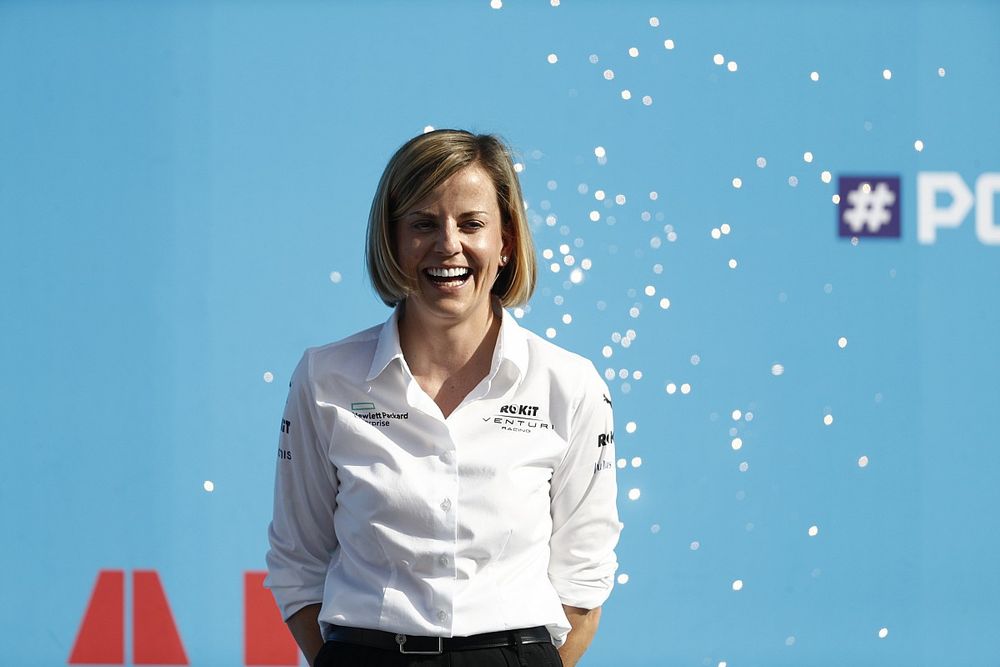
424, 267, 472, 286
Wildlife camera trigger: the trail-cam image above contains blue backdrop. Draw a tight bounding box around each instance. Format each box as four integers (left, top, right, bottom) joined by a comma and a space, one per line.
2, 1, 999, 665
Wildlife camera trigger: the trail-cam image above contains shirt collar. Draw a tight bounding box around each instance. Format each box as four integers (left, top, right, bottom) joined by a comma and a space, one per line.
365, 300, 529, 384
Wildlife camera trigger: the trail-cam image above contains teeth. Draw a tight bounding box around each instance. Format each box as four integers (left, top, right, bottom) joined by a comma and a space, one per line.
426, 267, 470, 278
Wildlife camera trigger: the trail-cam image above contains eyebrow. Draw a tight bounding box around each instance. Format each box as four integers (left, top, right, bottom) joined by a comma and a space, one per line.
404, 209, 493, 218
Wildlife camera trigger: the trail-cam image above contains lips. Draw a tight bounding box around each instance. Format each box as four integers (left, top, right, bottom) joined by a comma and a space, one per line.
424, 266, 472, 285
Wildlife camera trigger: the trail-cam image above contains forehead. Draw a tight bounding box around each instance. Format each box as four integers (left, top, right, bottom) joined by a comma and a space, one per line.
409, 164, 499, 213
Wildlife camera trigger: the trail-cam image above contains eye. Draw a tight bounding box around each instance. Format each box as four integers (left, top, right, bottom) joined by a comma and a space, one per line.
410, 218, 435, 231
461, 219, 485, 231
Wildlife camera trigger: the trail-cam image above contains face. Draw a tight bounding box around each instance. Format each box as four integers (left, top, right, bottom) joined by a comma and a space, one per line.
395, 164, 511, 327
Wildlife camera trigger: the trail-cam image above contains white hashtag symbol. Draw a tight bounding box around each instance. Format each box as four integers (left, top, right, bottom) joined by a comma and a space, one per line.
843, 181, 896, 233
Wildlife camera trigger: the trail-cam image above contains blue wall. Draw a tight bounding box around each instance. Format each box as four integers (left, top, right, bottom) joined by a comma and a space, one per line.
2, 1, 998, 665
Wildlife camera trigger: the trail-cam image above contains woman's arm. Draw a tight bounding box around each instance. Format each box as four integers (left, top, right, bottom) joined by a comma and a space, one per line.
558, 605, 602, 667
286, 604, 324, 666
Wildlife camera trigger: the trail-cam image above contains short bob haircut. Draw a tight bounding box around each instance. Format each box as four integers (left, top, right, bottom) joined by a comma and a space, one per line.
366, 129, 536, 308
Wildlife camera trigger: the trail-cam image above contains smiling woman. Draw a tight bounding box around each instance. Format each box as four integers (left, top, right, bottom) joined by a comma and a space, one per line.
265, 130, 621, 667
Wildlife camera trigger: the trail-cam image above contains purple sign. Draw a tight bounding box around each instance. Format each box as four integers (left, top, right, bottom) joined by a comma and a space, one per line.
838, 176, 901, 238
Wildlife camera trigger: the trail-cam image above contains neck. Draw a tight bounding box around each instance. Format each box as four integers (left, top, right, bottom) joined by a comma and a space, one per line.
397, 300, 501, 378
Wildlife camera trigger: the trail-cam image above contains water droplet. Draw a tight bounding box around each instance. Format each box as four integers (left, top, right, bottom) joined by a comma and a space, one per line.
628, 488, 641, 500
713, 53, 725, 65
732, 177, 743, 189
631, 456, 642, 468
878, 627, 889, 639
263, 371, 274, 383
626, 421, 637, 433
663, 39, 675, 50
808, 525, 819, 537
882, 68, 892, 80
810, 71, 820, 81
732, 579, 744, 591
727, 61, 738, 72
628, 47, 639, 58
771, 363, 785, 376
617, 573, 630, 584
914, 139, 924, 152
858, 455, 869, 468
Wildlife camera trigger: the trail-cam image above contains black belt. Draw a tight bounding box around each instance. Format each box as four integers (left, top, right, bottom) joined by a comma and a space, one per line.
323, 624, 551, 655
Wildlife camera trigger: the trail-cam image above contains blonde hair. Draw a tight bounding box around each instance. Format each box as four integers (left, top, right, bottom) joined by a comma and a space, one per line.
366, 129, 536, 307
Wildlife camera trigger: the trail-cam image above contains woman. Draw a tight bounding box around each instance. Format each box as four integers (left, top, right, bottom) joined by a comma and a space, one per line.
265, 129, 620, 667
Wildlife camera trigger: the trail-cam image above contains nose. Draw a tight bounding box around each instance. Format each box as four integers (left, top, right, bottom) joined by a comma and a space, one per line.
435, 221, 461, 255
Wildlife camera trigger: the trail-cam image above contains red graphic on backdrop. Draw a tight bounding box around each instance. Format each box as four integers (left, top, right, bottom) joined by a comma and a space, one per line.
245, 572, 299, 665
133, 570, 189, 664
70, 570, 298, 665
69, 570, 125, 664
69, 570, 188, 665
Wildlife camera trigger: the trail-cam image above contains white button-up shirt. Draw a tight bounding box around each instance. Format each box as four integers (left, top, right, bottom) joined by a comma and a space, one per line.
265, 306, 620, 646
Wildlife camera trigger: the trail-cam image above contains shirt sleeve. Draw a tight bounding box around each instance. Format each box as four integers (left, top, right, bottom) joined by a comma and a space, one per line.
264, 350, 339, 621
548, 362, 621, 610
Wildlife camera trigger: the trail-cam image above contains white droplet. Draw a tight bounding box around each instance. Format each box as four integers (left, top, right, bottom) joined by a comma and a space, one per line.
878, 627, 889, 639
785, 636, 796, 646
738, 461, 749, 472
832, 194, 841, 204
625, 421, 637, 434
651, 523, 661, 533
641, 95, 653, 106
713, 53, 725, 65
728, 258, 738, 269
644, 285, 656, 296
731, 437, 743, 451
617, 457, 627, 469
628, 47, 639, 58
937, 67, 946, 77
203, 480, 215, 493
550, 262, 560, 273
745, 411, 753, 421
594, 190, 606, 202
628, 488, 641, 500
731, 409, 742, 421
581, 258, 592, 270
732, 177, 742, 189
632, 370, 642, 380
329, 271, 342, 283
690, 541, 700, 550
547, 53, 558, 64
489, 0, 502, 8
551, 0, 560, 5
732, 579, 744, 591
263, 371, 274, 383
771, 363, 785, 376
838, 336, 848, 349
858, 455, 869, 468
680, 383, 691, 394
561, 313, 572, 325
614, 193, 626, 205
821, 170, 832, 183
621, 89, 632, 100
803, 151, 814, 163
823, 414, 834, 426
423, 125, 435, 133
603, 69, 615, 80
665, 383, 677, 394
808, 525, 819, 537
631, 456, 642, 468
542, 248, 553, 260
756, 156, 767, 168
711, 228, 721, 240
663, 39, 675, 50
513, 162, 524, 173
914, 139, 924, 152
617, 573, 630, 584
882, 68, 892, 80
545, 327, 557, 339
629, 306, 640, 318
788, 176, 799, 187
589, 210, 601, 222
810, 71, 820, 81
648, 16, 659, 27
659, 297, 671, 310
652, 263, 663, 274
727, 61, 738, 72
690, 354, 701, 365
720, 223, 731, 235
649, 191, 659, 200
718, 662, 727, 667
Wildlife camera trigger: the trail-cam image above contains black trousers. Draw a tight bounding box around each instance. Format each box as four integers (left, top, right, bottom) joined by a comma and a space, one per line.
313, 639, 563, 667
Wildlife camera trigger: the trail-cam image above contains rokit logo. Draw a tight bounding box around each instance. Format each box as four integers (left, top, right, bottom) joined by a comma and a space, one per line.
483, 403, 553, 433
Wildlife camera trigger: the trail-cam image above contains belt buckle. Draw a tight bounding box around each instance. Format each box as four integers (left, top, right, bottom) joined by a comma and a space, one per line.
395, 633, 444, 655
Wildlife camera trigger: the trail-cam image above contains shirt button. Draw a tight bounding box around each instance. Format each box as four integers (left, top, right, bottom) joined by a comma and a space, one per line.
440, 498, 452, 512
439, 554, 450, 567
437, 610, 448, 622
